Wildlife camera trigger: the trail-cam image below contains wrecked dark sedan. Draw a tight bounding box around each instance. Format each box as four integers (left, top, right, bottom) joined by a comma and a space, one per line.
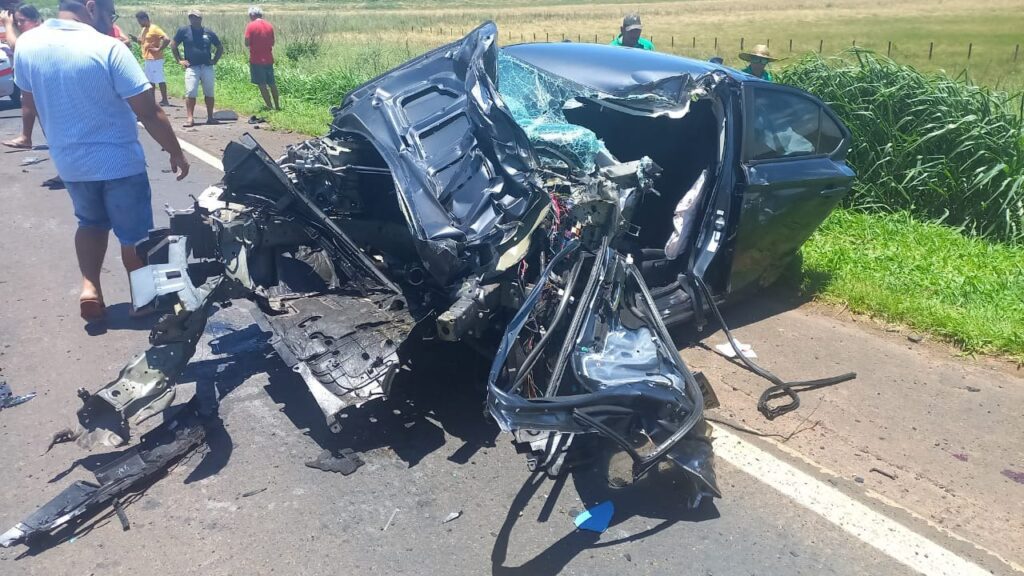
1, 22, 855, 547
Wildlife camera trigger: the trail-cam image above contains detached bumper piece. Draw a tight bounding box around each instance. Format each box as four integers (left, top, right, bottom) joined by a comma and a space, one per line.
0, 409, 207, 548
487, 241, 720, 505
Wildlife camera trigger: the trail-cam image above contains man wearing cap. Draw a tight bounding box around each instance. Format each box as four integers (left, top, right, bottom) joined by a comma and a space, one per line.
738, 44, 777, 82
13, 0, 190, 321
171, 9, 223, 127
610, 13, 653, 51
244, 5, 279, 110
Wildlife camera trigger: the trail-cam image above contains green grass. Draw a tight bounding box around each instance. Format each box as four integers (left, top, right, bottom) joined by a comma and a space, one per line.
782, 51, 1024, 244
800, 209, 1024, 361
158, 44, 423, 135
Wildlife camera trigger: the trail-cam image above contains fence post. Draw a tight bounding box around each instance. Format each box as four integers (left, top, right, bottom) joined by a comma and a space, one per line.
714, 37, 718, 51
577, 33, 580, 42
852, 39, 856, 47
929, 41, 933, 60
594, 33, 597, 43
671, 35, 674, 47
561, 33, 564, 41
1016, 44, 1020, 61
887, 41, 891, 57
692, 36, 696, 48
533, 32, 536, 41
819, 39, 823, 53
741, 37, 744, 50
546, 32, 549, 42
968, 42, 972, 60
766, 39, 770, 48
789, 38, 793, 52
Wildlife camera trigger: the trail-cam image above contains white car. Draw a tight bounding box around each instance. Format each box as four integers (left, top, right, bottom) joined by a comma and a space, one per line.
1, 37, 18, 104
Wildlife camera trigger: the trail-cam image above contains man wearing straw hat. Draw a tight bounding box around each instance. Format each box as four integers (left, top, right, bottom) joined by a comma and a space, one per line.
610, 13, 653, 51
738, 44, 777, 81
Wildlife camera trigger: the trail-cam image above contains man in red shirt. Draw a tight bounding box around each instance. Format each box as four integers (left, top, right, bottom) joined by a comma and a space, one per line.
244, 6, 278, 110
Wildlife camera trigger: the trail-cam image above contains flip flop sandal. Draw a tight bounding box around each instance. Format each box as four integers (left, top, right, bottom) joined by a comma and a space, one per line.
79, 297, 106, 321
183, 121, 195, 128
42, 176, 65, 190
2, 140, 33, 150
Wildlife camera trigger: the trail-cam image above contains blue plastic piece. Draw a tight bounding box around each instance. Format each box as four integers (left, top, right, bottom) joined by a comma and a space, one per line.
574, 500, 615, 533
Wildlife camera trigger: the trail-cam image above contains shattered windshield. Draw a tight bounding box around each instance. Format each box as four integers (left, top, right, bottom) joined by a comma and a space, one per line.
497, 52, 607, 174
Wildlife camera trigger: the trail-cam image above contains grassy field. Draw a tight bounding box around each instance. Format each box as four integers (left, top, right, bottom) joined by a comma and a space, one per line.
124, 0, 1024, 89
108, 0, 1024, 361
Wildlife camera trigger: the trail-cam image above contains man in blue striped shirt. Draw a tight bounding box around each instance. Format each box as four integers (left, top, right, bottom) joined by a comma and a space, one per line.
14, 0, 189, 321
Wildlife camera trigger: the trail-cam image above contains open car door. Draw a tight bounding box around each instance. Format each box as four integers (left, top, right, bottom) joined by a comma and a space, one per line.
729, 82, 855, 292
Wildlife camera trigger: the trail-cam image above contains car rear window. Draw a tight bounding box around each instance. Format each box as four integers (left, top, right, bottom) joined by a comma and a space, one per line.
747, 88, 844, 161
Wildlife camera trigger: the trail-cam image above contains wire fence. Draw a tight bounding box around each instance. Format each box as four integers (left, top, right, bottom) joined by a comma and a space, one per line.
405, 26, 1024, 64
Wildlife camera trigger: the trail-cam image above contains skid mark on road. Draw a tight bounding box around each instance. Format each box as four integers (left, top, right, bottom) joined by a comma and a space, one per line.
175, 132, 1006, 576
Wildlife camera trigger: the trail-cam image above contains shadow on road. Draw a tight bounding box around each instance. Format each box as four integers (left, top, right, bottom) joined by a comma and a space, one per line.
82, 303, 162, 336
491, 457, 720, 576
669, 265, 829, 348
262, 336, 500, 468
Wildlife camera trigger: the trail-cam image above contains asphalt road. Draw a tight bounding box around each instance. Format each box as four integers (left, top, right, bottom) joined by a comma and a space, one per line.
0, 101, 1020, 576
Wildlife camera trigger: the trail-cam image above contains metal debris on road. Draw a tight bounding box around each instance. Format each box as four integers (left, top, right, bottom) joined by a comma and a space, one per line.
0, 380, 35, 411
442, 511, 462, 524
304, 448, 365, 475
1, 408, 207, 548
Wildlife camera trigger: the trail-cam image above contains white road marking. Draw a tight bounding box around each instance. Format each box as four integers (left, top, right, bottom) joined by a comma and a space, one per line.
171, 132, 1002, 576
713, 427, 993, 576
177, 137, 224, 172
139, 123, 224, 172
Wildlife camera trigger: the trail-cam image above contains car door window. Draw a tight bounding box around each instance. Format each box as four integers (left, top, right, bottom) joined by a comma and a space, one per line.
747, 88, 844, 161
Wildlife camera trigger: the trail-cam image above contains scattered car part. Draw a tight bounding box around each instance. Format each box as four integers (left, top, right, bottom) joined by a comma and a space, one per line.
305, 448, 365, 475
0, 380, 35, 410
0, 406, 206, 548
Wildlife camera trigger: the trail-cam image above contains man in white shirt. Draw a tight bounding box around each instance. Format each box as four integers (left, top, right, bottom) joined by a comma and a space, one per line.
14, 0, 190, 321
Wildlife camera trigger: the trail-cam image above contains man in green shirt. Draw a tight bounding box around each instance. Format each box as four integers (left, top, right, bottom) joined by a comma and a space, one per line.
610, 13, 654, 51
738, 44, 776, 81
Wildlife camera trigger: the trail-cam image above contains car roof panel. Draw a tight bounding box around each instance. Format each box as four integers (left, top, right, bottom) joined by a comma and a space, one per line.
502, 42, 756, 94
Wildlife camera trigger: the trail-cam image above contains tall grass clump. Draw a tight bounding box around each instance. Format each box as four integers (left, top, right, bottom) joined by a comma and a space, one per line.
782, 50, 1024, 244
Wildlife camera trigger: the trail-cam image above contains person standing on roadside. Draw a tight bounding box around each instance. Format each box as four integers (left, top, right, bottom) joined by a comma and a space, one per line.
170, 9, 222, 127
1, 4, 42, 149
13, 0, 190, 321
609, 13, 654, 51
0, 3, 41, 51
738, 44, 777, 82
244, 5, 279, 110
131, 11, 170, 106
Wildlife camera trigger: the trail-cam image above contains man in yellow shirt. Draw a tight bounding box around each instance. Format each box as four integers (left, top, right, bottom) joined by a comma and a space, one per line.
131, 11, 170, 105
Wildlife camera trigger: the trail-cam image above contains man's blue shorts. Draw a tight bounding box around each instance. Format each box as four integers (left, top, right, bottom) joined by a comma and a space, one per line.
65, 172, 154, 245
